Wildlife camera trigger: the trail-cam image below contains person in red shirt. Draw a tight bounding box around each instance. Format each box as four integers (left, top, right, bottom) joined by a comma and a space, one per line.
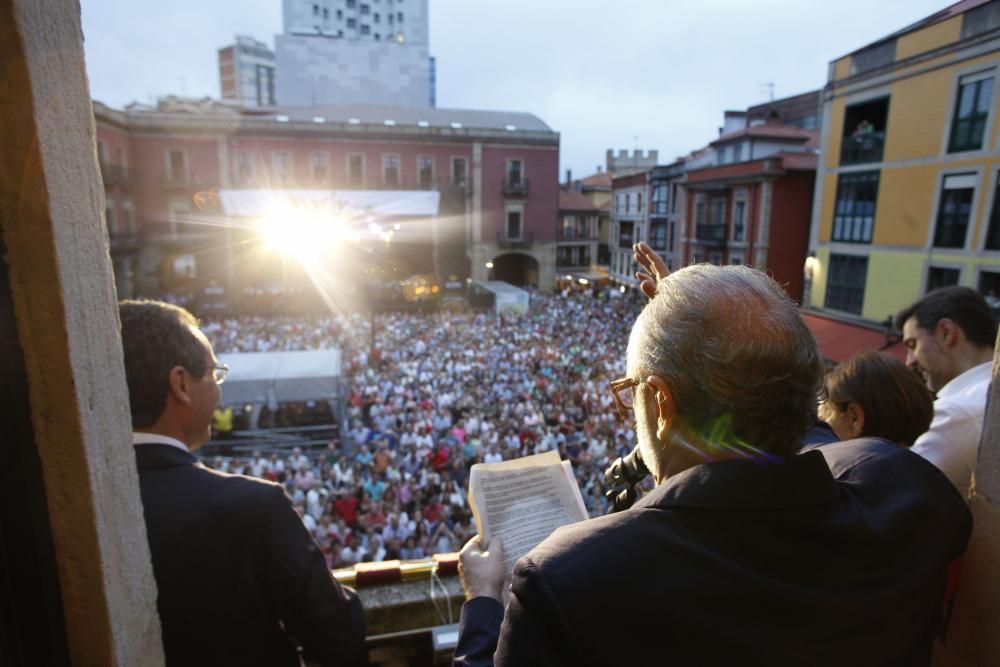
334, 489, 360, 528
429, 443, 451, 473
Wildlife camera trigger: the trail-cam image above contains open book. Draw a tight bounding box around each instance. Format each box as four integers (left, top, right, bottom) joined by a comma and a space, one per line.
468, 451, 589, 574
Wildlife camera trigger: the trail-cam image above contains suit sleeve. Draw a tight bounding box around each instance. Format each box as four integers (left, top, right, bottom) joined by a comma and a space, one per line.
260, 485, 366, 666
493, 557, 575, 667
453, 597, 504, 667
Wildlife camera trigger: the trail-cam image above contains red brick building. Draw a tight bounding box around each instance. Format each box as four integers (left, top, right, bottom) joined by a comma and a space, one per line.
94, 97, 559, 306
682, 121, 817, 302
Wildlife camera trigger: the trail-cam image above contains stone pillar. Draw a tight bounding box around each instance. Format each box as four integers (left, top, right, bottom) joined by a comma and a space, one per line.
1, 0, 164, 664
933, 340, 1000, 666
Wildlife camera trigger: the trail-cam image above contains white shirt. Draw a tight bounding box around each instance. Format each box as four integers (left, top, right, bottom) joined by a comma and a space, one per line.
132, 432, 189, 453
911, 362, 991, 495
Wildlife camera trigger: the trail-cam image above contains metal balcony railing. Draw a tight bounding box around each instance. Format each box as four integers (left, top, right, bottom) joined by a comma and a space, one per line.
502, 177, 530, 196
695, 224, 727, 243
840, 132, 885, 165
497, 230, 533, 248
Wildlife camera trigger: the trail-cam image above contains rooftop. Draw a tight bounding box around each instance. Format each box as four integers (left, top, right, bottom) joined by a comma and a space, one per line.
559, 189, 600, 212
711, 121, 817, 147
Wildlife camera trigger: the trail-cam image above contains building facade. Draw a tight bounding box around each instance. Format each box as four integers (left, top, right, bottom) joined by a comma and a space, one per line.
94, 99, 559, 306
218, 36, 277, 107
807, 0, 1000, 323
648, 160, 685, 271
609, 172, 648, 285
275, 0, 434, 107
556, 188, 601, 284
682, 120, 818, 302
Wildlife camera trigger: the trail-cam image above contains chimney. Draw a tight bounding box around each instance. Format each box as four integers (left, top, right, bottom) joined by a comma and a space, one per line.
565, 168, 572, 186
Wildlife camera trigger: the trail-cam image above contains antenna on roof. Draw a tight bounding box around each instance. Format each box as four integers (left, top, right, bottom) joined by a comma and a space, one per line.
760, 82, 775, 102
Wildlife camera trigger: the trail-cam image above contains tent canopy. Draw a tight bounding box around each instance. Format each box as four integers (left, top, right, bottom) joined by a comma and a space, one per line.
218, 349, 343, 405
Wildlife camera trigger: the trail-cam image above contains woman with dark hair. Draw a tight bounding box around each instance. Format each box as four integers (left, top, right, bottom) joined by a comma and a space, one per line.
819, 351, 934, 447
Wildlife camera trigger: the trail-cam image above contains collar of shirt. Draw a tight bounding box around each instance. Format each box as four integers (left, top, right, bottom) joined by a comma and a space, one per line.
937, 361, 992, 401
132, 432, 190, 453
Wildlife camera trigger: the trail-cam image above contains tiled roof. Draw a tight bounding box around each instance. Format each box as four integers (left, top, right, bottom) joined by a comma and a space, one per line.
579, 172, 612, 188
711, 123, 817, 146
559, 189, 600, 211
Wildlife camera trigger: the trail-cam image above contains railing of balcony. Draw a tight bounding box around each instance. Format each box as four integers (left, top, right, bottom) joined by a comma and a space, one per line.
502, 177, 530, 196
695, 224, 727, 243
557, 228, 598, 242
100, 162, 135, 188
840, 132, 885, 165
651, 202, 670, 216
497, 230, 534, 247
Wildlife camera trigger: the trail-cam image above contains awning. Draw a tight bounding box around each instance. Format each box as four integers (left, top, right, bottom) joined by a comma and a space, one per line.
218, 349, 342, 405
218, 189, 440, 218
801, 312, 905, 364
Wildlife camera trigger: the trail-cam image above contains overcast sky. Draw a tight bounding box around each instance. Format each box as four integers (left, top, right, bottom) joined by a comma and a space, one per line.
81, 0, 948, 177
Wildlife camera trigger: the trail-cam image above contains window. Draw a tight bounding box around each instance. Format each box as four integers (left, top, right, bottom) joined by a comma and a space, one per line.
361, 24, 370, 35
850, 40, 896, 76
985, 173, 1000, 250
506, 210, 522, 239
668, 220, 676, 251
962, 1, 1000, 39
729, 254, 743, 266
311, 152, 329, 184
347, 18, 356, 28
374, 13, 380, 23
652, 184, 669, 215
383, 154, 400, 187
949, 72, 994, 153
824, 254, 869, 315
347, 153, 364, 186
637, 193, 643, 213
618, 222, 634, 248
926, 267, 961, 293
733, 143, 743, 162
711, 199, 725, 226
933, 173, 976, 248
397, 11, 403, 21
417, 156, 434, 189
451, 157, 467, 187
671, 184, 678, 213
122, 203, 135, 236
167, 150, 186, 182
695, 201, 705, 226
841, 97, 889, 165
347, 0, 356, 7
625, 194, 631, 214
360, 3, 370, 14
978, 270, 1000, 304
507, 159, 523, 186
733, 201, 746, 242
235, 151, 254, 185
832, 171, 879, 243
272, 152, 293, 186
649, 221, 667, 250
337, 9, 343, 19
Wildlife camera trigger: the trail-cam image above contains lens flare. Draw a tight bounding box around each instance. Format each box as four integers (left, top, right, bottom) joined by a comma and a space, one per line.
256, 204, 350, 261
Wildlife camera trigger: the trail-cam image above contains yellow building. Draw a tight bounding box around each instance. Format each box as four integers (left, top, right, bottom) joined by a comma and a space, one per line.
807, 0, 1000, 328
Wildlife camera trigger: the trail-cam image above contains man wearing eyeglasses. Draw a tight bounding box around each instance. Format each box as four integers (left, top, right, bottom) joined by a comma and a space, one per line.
453, 247, 972, 666
119, 300, 364, 666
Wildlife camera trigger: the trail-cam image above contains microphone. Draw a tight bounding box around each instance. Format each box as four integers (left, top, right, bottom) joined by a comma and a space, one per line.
603, 445, 650, 513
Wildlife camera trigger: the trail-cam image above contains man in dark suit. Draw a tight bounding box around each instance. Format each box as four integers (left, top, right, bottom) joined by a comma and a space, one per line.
454, 259, 972, 666
120, 300, 364, 666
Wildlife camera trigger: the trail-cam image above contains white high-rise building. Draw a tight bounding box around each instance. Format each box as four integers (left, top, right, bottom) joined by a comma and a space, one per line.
276, 0, 435, 108
218, 36, 277, 107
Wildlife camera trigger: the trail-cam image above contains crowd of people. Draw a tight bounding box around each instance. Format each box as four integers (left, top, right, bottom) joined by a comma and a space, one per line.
202, 288, 648, 569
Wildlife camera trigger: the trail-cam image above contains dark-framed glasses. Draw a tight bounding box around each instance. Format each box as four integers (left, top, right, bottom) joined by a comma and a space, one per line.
610, 377, 645, 420
212, 363, 229, 385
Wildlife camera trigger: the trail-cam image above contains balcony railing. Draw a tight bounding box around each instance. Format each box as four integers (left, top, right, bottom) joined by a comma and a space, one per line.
617, 235, 634, 249
502, 177, 530, 196
100, 162, 135, 188
695, 224, 727, 243
497, 230, 533, 248
840, 132, 885, 165
558, 229, 598, 242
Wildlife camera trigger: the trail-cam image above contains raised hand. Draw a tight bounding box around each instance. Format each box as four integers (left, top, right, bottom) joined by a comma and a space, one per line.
633, 242, 670, 300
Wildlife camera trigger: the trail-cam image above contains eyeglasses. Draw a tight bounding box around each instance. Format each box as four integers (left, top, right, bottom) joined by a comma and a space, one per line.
610, 377, 645, 420
212, 363, 229, 385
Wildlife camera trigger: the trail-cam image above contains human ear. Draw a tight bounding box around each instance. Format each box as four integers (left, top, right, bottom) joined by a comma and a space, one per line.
936, 319, 960, 348
167, 366, 193, 405
645, 375, 676, 439
846, 402, 865, 438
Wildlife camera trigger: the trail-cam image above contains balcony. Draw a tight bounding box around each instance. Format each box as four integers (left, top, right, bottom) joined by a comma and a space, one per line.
99, 162, 135, 188
695, 224, 727, 243
497, 230, 533, 248
160, 173, 211, 192
502, 177, 530, 196
558, 228, 597, 242
840, 132, 885, 165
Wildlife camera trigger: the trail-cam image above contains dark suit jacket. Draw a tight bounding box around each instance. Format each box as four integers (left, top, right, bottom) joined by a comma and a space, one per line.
134, 443, 365, 666
454, 438, 971, 667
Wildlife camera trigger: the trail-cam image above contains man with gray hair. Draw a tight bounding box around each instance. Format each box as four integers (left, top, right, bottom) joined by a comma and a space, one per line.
454, 251, 971, 666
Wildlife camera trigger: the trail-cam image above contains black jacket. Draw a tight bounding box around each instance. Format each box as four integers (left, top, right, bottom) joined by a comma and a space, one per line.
455, 438, 972, 666
135, 443, 365, 666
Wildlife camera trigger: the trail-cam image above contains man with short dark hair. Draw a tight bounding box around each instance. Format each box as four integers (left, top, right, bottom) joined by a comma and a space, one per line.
120, 300, 365, 666
895, 286, 997, 494
454, 258, 972, 666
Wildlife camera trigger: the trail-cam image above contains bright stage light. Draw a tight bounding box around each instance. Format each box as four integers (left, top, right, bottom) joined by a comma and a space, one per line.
256, 204, 350, 262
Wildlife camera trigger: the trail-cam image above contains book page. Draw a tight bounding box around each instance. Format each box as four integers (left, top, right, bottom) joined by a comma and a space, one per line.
468, 452, 588, 574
